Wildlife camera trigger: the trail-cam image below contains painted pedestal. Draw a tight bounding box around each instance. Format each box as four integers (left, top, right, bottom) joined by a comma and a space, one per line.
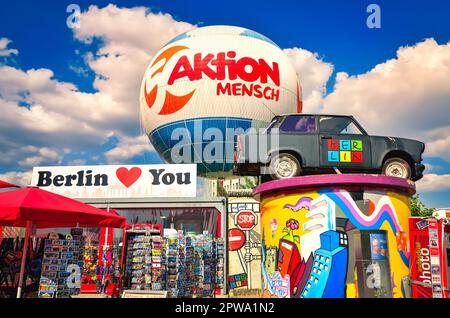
253, 174, 415, 298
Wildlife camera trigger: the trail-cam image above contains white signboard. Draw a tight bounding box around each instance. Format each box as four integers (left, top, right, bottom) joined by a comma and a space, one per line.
31, 164, 196, 199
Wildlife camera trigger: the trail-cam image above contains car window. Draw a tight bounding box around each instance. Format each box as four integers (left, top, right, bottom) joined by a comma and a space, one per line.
280, 115, 316, 133
319, 116, 363, 135
264, 117, 282, 133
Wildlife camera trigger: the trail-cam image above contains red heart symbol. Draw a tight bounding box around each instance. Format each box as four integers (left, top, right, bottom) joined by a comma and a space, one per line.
116, 167, 142, 188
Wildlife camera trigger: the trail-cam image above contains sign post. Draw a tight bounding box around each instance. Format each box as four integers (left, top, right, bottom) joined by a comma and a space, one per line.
228, 229, 246, 251
234, 210, 258, 290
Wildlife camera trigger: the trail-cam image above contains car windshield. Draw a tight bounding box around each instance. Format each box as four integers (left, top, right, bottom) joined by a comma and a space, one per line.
280, 115, 316, 133
264, 117, 282, 133
319, 116, 363, 135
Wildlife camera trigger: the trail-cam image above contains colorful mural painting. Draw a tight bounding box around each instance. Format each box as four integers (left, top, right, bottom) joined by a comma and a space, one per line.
254, 174, 415, 298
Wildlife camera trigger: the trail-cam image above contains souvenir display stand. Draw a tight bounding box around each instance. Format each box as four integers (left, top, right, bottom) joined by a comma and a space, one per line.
120, 226, 225, 298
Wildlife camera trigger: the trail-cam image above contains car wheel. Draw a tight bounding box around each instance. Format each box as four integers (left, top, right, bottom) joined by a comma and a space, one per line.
382, 158, 411, 179
270, 153, 301, 179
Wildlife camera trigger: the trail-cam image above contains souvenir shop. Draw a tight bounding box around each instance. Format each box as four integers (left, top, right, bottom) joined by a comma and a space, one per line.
82, 196, 227, 297
0, 164, 227, 298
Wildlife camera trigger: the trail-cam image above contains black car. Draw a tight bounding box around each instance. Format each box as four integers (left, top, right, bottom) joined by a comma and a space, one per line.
234, 114, 425, 181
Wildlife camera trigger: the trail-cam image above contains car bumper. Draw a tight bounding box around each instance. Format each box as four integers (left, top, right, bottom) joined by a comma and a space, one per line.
413, 163, 425, 181
233, 162, 264, 176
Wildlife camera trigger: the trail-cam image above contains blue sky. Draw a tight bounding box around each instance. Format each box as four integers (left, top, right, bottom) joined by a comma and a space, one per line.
0, 0, 449, 207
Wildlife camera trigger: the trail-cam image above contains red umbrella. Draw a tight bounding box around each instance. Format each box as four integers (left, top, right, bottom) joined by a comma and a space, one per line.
0, 180, 21, 189
0, 187, 125, 228
0, 187, 126, 298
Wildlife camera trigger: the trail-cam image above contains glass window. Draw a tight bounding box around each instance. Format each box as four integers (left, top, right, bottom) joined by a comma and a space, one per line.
319, 116, 363, 135
280, 115, 316, 133
264, 116, 283, 133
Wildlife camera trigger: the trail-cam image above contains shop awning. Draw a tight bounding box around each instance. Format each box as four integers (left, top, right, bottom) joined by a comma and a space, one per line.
0, 187, 126, 228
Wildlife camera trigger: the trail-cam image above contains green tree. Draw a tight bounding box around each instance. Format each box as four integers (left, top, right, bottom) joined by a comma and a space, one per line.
239, 177, 257, 189
216, 183, 228, 198
410, 194, 435, 218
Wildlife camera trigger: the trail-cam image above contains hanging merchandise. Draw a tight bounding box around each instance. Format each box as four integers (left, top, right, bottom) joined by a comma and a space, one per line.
214, 239, 225, 294
120, 230, 224, 298
166, 234, 178, 297
123, 226, 162, 291
82, 238, 99, 287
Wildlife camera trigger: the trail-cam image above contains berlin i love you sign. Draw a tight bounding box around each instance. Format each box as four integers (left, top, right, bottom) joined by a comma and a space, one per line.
30, 164, 197, 199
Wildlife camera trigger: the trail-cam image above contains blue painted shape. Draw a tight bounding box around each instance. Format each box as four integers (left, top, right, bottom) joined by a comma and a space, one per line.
322, 247, 348, 298
320, 231, 340, 251
328, 151, 339, 162
301, 231, 348, 298
339, 140, 351, 151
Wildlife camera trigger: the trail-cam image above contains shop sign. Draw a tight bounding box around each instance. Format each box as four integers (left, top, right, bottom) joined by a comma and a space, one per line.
228, 228, 246, 251
428, 219, 444, 298
409, 218, 433, 298
409, 217, 449, 298
235, 210, 257, 230
31, 164, 197, 198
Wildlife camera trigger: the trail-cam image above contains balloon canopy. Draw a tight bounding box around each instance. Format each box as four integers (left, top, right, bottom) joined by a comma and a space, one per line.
140, 25, 302, 176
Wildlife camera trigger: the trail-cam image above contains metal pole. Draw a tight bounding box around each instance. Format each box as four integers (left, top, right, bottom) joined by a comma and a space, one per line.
245, 231, 251, 289
16, 220, 32, 298
101, 202, 110, 295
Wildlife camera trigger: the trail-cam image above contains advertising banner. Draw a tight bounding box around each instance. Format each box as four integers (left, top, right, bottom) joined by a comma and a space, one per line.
409, 217, 448, 298
369, 233, 388, 261
31, 164, 197, 199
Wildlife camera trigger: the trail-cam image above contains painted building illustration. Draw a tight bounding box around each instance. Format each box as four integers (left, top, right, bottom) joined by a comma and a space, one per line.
300, 195, 336, 260
301, 231, 348, 298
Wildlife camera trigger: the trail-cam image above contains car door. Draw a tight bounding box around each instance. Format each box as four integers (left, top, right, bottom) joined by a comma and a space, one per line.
277, 115, 319, 168
318, 116, 372, 169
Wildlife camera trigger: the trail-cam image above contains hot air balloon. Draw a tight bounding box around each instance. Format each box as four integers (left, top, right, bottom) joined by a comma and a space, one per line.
140, 25, 302, 176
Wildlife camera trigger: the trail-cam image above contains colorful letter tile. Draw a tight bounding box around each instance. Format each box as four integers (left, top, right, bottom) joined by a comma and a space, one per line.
328, 139, 339, 150
351, 151, 363, 163
351, 140, 363, 151
328, 151, 339, 162
339, 140, 351, 151
340, 151, 351, 162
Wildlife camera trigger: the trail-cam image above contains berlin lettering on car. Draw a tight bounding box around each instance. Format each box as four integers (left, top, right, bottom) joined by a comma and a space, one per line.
234, 114, 426, 181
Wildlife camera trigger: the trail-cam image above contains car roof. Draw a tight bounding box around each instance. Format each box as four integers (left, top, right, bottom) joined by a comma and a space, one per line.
275, 113, 356, 118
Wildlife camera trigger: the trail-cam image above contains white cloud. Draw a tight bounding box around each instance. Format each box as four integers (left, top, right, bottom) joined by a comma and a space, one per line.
423, 126, 450, 160
323, 39, 450, 162
105, 135, 154, 163
0, 171, 32, 187
416, 174, 450, 192
284, 48, 333, 113
18, 147, 63, 167
0, 5, 194, 168
0, 38, 18, 57
68, 159, 87, 166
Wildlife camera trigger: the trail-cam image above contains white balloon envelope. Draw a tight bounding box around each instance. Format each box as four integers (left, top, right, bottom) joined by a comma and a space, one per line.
140, 25, 302, 175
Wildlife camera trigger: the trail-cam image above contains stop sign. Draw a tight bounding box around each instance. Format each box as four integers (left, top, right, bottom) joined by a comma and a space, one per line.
228, 228, 246, 251
235, 210, 257, 230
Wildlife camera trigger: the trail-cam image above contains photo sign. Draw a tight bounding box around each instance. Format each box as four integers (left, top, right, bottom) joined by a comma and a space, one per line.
31, 164, 197, 199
